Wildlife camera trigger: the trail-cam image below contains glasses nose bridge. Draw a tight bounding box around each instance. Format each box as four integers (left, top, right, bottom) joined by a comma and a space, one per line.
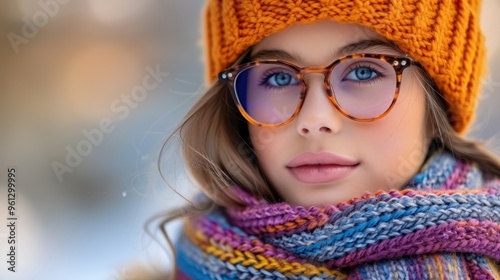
298, 67, 330, 86
297, 67, 334, 114
299, 66, 330, 77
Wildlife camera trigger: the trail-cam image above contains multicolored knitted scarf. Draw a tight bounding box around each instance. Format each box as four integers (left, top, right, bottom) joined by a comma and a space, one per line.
175, 151, 500, 279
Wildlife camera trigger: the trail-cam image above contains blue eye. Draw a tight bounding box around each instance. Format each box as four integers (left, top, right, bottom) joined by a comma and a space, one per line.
266, 72, 299, 87
345, 67, 379, 81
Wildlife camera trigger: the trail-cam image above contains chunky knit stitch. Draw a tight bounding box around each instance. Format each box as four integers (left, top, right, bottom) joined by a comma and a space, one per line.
175, 152, 500, 279
202, 0, 486, 133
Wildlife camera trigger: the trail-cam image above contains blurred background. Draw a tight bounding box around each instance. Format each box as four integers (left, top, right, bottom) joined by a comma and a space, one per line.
0, 1, 499, 279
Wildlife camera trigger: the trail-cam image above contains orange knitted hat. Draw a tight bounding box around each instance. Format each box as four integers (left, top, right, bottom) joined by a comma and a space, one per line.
203, 0, 486, 133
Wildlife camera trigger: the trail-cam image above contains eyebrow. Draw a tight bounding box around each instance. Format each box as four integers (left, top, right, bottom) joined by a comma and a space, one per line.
250, 39, 401, 64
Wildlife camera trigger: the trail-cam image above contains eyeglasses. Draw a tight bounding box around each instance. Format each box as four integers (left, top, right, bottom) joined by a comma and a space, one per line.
218, 53, 418, 127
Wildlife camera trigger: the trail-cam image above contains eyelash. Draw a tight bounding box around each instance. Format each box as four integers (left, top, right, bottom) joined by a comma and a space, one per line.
343, 64, 386, 84
259, 69, 297, 89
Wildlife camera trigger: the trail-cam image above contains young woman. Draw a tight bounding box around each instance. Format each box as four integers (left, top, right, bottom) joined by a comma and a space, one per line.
161, 1, 500, 279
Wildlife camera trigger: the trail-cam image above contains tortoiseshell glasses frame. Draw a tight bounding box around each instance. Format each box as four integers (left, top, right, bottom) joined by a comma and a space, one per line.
218, 53, 419, 128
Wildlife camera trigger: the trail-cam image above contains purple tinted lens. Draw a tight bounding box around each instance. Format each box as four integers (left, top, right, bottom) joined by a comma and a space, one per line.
331, 58, 396, 119
234, 64, 301, 125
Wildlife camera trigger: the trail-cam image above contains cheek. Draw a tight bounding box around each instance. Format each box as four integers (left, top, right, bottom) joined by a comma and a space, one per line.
248, 125, 281, 154
248, 124, 294, 186
247, 125, 282, 173
370, 71, 428, 144
361, 75, 430, 187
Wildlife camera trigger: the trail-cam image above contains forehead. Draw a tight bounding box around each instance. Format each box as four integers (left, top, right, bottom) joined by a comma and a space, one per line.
251, 20, 398, 65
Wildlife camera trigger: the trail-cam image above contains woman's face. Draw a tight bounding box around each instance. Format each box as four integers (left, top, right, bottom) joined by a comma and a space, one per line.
248, 20, 432, 206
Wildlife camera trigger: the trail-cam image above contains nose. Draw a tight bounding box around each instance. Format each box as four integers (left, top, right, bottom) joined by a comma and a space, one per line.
295, 74, 343, 136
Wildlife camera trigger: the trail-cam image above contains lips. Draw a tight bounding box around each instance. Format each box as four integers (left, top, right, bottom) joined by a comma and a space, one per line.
286, 152, 359, 184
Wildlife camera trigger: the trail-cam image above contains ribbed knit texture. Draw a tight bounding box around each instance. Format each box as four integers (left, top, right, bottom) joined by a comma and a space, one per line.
175, 151, 500, 279
203, 0, 486, 133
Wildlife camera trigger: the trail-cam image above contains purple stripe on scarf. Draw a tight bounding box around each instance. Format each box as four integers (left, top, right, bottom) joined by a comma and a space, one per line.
442, 160, 471, 190
464, 257, 497, 280
198, 217, 306, 264
227, 189, 494, 238
328, 219, 500, 268
228, 190, 412, 235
